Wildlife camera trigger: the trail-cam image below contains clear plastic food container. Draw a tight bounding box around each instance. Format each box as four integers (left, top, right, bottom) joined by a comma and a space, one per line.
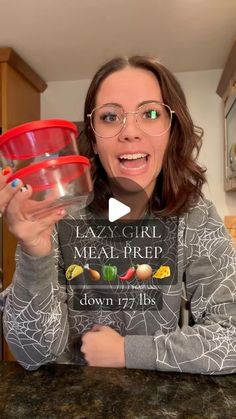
0, 119, 79, 171
7, 156, 93, 219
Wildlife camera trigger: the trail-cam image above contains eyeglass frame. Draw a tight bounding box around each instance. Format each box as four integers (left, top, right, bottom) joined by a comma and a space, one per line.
87, 101, 176, 138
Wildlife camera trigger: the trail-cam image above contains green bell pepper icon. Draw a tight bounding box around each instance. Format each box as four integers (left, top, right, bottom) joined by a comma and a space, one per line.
102, 264, 117, 281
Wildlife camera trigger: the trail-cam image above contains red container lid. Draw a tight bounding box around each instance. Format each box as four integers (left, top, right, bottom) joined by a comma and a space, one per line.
8, 156, 91, 191
0, 119, 78, 159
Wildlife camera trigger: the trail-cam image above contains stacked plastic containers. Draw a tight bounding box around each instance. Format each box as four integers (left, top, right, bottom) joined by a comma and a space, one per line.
0, 120, 93, 218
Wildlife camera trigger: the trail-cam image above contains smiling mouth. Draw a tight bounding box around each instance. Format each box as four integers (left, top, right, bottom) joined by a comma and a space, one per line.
118, 153, 149, 170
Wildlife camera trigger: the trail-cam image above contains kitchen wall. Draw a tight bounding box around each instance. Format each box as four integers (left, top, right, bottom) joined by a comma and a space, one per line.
176, 69, 236, 218
41, 69, 236, 219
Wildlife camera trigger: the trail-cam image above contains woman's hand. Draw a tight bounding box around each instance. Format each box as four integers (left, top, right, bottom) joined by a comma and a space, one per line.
5, 184, 66, 257
81, 325, 125, 368
0, 169, 22, 214
1, 171, 66, 257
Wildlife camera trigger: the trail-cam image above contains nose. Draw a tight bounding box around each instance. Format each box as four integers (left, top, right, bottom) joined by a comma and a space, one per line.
118, 112, 141, 142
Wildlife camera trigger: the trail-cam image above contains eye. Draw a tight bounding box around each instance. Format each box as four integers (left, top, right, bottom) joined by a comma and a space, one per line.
142, 109, 160, 120
100, 112, 119, 123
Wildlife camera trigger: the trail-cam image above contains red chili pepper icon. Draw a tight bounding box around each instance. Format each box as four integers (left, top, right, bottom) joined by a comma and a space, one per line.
119, 267, 136, 281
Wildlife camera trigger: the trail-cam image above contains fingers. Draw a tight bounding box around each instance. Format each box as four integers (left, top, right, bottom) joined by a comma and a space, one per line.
0, 166, 13, 187
27, 198, 62, 220
5, 180, 66, 221
29, 208, 67, 231
16, 208, 66, 251
1, 167, 67, 256
0, 173, 23, 213
7, 185, 66, 223
1, 166, 12, 177
5, 187, 66, 252
5, 183, 33, 220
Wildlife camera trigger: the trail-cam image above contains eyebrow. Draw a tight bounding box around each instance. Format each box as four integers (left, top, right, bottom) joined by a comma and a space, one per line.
102, 100, 162, 108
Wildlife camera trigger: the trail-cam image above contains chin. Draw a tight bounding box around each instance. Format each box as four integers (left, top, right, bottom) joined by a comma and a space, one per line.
110, 175, 155, 195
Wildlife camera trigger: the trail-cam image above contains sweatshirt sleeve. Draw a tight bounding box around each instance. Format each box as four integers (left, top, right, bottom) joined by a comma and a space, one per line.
2, 229, 69, 370
125, 200, 236, 374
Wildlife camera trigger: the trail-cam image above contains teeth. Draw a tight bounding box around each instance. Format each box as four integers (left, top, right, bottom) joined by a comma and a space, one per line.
119, 153, 148, 160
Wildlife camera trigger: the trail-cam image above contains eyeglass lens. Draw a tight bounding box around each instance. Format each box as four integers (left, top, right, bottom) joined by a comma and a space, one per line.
91, 102, 172, 138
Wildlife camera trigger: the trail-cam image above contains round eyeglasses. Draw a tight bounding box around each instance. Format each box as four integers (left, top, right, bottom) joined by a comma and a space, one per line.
87, 101, 175, 138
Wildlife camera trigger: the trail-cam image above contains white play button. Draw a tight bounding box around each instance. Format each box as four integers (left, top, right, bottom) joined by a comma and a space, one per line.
108, 198, 131, 222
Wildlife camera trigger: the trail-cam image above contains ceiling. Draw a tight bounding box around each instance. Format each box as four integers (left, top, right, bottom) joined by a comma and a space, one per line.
0, 0, 236, 82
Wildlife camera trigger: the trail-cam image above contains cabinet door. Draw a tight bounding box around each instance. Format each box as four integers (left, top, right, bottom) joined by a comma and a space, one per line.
1, 62, 40, 360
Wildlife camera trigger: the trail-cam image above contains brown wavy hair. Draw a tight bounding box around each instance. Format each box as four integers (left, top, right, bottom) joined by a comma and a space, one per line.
78, 55, 206, 217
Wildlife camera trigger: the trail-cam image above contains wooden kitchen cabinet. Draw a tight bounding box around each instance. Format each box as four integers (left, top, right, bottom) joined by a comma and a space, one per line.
216, 38, 236, 192
0, 48, 47, 360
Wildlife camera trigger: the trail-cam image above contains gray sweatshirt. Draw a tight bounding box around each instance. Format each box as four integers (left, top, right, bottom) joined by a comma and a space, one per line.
1, 198, 236, 374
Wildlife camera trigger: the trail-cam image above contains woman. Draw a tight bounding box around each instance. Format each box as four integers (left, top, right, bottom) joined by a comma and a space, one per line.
1, 56, 236, 373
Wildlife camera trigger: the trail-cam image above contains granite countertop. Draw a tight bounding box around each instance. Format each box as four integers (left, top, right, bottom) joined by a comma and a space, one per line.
0, 361, 235, 419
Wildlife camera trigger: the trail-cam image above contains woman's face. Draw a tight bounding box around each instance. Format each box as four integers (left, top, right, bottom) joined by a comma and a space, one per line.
93, 67, 170, 197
